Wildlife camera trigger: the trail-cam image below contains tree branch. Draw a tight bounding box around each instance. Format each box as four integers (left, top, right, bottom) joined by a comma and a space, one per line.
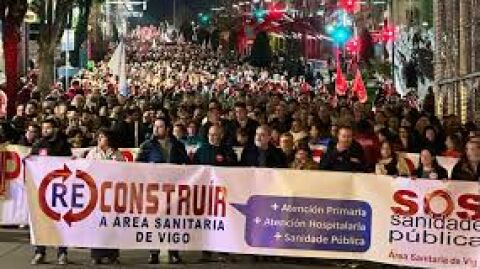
53, 0, 77, 43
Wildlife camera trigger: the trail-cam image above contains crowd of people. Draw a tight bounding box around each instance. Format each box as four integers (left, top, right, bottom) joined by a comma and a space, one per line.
0, 26, 479, 266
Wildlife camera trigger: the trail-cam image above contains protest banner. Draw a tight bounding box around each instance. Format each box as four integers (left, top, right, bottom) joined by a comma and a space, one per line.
25, 157, 480, 268
0, 145, 461, 225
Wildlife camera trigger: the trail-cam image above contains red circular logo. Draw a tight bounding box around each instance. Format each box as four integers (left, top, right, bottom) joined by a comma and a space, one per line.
39, 164, 98, 226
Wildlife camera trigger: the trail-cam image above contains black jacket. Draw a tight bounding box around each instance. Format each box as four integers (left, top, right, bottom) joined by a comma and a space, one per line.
112, 120, 148, 148
112, 120, 135, 148
198, 119, 236, 147
31, 133, 72, 157
17, 135, 37, 147
415, 163, 449, 180
193, 143, 237, 167
269, 117, 292, 134
136, 136, 188, 164
380, 158, 401, 176
0, 119, 18, 143
240, 144, 287, 168
451, 159, 479, 182
319, 141, 366, 172
233, 118, 259, 145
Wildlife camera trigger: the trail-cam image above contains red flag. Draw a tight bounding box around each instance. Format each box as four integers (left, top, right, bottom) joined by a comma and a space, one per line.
335, 64, 348, 96
353, 69, 367, 103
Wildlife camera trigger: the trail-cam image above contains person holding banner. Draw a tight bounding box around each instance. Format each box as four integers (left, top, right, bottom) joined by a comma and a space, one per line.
86, 128, 124, 264
415, 148, 449, 180
240, 125, 287, 168
193, 124, 237, 168
319, 125, 366, 172
319, 124, 365, 268
375, 141, 411, 177
451, 139, 480, 182
30, 118, 72, 265
136, 117, 189, 264
193, 124, 237, 262
290, 144, 317, 170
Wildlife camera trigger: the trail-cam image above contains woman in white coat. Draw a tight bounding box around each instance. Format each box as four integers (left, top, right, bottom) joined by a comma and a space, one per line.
86, 128, 124, 264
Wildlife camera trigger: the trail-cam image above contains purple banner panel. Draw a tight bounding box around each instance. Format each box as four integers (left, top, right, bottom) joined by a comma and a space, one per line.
232, 196, 372, 252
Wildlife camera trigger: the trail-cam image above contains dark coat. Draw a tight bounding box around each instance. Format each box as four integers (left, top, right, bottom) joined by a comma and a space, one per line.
415, 163, 449, 180
17, 135, 36, 147
112, 120, 148, 148
269, 117, 292, 134
112, 120, 135, 148
0, 119, 18, 143
451, 159, 480, 182
193, 143, 237, 166
233, 118, 259, 145
240, 144, 287, 168
136, 136, 189, 164
319, 141, 366, 172
31, 133, 72, 157
354, 133, 380, 172
198, 119, 236, 147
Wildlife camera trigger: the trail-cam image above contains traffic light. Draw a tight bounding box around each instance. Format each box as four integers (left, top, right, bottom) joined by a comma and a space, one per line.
253, 7, 267, 22
330, 25, 352, 46
325, 24, 335, 35
198, 13, 211, 26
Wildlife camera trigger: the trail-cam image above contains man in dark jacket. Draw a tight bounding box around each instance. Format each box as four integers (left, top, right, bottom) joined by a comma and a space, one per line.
319, 125, 366, 172
451, 139, 480, 182
198, 100, 236, 147
241, 125, 287, 168
31, 118, 72, 157
241, 125, 287, 263
279, 132, 296, 164
112, 107, 147, 148
193, 124, 237, 262
30, 118, 72, 265
232, 102, 258, 145
136, 117, 188, 264
269, 104, 292, 134
0, 116, 17, 143
193, 124, 237, 167
17, 123, 40, 146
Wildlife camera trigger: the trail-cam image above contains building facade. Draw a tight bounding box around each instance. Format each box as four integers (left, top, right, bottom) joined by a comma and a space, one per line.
434, 0, 480, 124
392, 0, 433, 27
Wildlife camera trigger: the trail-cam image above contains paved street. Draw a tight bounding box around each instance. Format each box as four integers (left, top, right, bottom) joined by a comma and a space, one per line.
0, 227, 394, 269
